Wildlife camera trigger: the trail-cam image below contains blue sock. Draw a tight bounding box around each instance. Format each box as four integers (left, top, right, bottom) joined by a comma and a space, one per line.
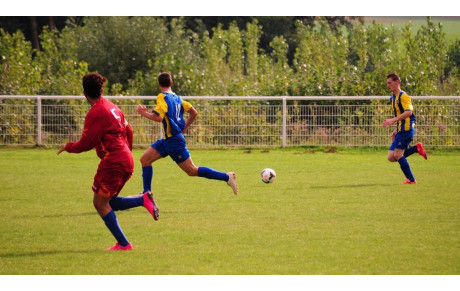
101, 210, 129, 247
398, 157, 415, 182
404, 146, 417, 158
142, 166, 153, 193
198, 167, 229, 181
110, 196, 143, 211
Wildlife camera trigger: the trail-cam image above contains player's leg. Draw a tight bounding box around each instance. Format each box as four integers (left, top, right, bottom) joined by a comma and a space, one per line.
387, 137, 398, 162
178, 157, 227, 180
387, 150, 397, 162
403, 145, 418, 158
171, 135, 238, 194
403, 142, 427, 159
177, 157, 238, 195
394, 149, 416, 184
93, 170, 132, 250
109, 172, 144, 211
389, 132, 416, 183
140, 145, 163, 193
93, 194, 132, 250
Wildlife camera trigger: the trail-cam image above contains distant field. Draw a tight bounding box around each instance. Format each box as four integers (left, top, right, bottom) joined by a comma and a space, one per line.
0, 148, 459, 275
365, 16, 460, 43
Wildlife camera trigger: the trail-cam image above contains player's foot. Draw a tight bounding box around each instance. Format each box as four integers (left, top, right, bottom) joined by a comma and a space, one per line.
105, 242, 133, 251
416, 142, 427, 160
143, 191, 159, 220
226, 172, 238, 195
403, 179, 417, 184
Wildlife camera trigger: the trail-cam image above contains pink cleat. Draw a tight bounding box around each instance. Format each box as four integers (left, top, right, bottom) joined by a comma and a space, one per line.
105, 242, 133, 251
403, 179, 417, 184
416, 142, 427, 160
143, 191, 159, 220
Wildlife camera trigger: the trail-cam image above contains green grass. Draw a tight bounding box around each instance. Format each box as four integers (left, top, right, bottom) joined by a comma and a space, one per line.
0, 148, 459, 274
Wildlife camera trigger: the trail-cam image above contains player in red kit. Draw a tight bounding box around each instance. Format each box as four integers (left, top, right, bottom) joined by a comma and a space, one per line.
57, 73, 159, 251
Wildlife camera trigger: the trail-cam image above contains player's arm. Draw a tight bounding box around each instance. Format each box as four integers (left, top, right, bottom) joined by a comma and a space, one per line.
137, 104, 163, 122
57, 113, 104, 154
383, 110, 412, 127
183, 106, 198, 135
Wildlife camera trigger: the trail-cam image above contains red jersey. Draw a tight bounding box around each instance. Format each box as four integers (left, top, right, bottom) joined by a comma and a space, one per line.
65, 97, 134, 172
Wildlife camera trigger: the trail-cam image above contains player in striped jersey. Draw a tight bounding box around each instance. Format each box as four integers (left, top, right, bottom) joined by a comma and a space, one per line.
383, 73, 427, 184
137, 72, 238, 205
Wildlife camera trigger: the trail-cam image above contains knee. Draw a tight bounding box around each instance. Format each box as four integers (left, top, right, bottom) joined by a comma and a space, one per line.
93, 198, 103, 212
140, 155, 149, 166
93, 196, 109, 213
185, 168, 198, 176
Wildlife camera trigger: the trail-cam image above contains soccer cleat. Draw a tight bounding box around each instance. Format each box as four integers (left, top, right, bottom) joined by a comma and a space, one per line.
105, 242, 133, 251
415, 142, 427, 160
403, 179, 417, 184
226, 172, 238, 195
143, 191, 159, 220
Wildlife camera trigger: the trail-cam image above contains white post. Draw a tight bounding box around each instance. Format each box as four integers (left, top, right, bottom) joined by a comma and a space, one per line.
282, 97, 287, 148
37, 97, 42, 146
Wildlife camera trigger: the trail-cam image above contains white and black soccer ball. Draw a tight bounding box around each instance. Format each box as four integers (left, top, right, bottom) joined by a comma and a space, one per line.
261, 168, 276, 183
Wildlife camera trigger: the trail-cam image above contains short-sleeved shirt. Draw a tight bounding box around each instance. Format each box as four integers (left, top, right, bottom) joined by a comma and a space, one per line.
152, 92, 193, 139
64, 97, 134, 197
390, 91, 415, 132
65, 97, 134, 172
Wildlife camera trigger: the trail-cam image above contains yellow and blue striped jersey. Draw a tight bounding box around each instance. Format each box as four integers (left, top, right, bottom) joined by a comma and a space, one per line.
153, 92, 193, 138
391, 91, 415, 132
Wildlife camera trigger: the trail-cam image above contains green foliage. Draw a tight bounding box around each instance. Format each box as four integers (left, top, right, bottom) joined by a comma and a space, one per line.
35, 28, 88, 95
0, 27, 87, 95
0, 29, 40, 94
400, 18, 448, 95
445, 39, 460, 77
1, 17, 459, 97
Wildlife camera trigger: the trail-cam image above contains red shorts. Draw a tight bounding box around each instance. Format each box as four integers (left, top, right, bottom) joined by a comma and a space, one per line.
92, 168, 133, 198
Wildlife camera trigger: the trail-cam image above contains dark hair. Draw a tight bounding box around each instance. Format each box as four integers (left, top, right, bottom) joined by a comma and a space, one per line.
83, 73, 106, 98
386, 72, 400, 82
158, 72, 173, 88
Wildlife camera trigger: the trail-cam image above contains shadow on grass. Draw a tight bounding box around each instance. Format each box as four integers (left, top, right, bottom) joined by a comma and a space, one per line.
0, 249, 101, 258
14, 212, 96, 219
310, 183, 392, 189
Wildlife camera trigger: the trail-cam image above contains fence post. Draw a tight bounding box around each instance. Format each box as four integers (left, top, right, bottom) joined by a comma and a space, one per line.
37, 97, 42, 146
282, 97, 287, 148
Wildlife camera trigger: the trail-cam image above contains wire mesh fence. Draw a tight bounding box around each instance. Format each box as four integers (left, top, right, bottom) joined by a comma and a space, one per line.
1, 96, 459, 148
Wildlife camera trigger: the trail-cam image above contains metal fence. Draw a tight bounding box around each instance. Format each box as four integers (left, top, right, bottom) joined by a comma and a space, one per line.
1, 96, 459, 148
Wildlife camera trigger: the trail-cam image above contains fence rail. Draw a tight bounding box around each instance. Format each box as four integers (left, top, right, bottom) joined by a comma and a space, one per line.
1, 96, 459, 148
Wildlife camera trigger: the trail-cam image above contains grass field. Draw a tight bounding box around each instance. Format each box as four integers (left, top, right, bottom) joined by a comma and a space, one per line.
0, 147, 459, 275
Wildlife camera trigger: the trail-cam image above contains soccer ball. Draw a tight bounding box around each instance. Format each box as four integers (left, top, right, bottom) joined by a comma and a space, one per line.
261, 168, 276, 183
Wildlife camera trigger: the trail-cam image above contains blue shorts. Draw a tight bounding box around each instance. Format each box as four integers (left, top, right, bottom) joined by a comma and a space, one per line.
152, 134, 190, 164
390, 129, 414, 150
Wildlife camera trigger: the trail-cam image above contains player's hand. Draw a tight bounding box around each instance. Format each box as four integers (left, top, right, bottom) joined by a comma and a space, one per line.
391, 130, 396, 141
56, 146, 66, 155
383, 118, 395, 127
136, 104, 148, 116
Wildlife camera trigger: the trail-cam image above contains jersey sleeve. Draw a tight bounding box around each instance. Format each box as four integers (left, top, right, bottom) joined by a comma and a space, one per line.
65, 108, 105, 153
153, 93, 168, 118
126, 122, 133, 151
400, 93, 413, 111
182, 100, 193, 112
